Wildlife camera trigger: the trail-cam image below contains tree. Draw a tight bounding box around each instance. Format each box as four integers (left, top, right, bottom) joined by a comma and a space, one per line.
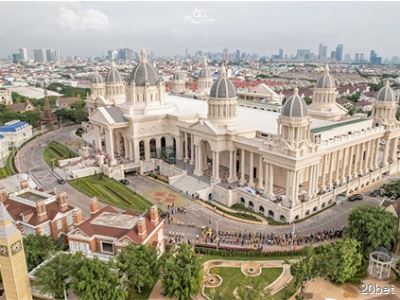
33, 253, 77, 299
162, 244, 202, 300
304, 96, 312, 105
118, 244, 159, 296
72, 255, 126, 300
291, 247, 320, 290
320, 239, 362, 283
347, 205, 397, 253
23, 234, 61, 271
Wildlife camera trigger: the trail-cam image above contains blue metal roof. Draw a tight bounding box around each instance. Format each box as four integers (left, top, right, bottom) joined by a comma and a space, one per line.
0, 121, 29, 132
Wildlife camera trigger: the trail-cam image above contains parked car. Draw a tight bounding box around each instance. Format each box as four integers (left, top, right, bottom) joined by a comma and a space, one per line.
369, 189, 380, 197
119, 179, 129, 185
57, 178, 65, 185
348, 194, 363, 201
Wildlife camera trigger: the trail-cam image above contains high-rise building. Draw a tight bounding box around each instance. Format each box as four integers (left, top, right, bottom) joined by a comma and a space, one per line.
344, 53, 352, 62
107, 50, 118, 61
33, 48, 46, 63
296, 49, 311, 60
118, 48, 134, 61
318, 43, 327, 59
18, 48, 28, 62
370, 50, 382, 65
235, 49, 241, 61
223, 48, 229, 62
335, 44, 343, 61
44, 49, 61, 63
185, 48, 189, 59
12, 53, 21, 64
278, 48, 284, 59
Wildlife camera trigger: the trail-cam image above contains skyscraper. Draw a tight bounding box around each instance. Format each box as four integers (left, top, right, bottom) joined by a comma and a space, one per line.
278, 48, 284, 59
318, 43, 327, 59
33, 48, 46, 63
370, 50, 382, 65
235, 49, 241, 61
18, 48, 28, 62
335, 44, 343, 61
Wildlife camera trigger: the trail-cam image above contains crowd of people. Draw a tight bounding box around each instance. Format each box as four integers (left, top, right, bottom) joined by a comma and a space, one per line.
198, 228, 345, 249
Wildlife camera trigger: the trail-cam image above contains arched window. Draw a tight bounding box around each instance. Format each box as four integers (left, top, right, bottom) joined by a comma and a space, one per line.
268, 210, 274, 217
149, 139, 157, 158
139, 141, 145, 160
248, 201, 254, 209
259, 206, 265, 213
240, 197, 245, 204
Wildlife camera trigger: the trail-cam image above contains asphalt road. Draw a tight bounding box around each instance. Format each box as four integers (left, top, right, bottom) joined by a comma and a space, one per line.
17, 125, 93, 217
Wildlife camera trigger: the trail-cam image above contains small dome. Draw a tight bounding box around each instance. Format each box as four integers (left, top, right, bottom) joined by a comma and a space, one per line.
376, 81, 396, 102
91, 69, 104, 84
209, 64, 236, 98
106, 62, 122, 84
316, 65, 336, 89
129, 48, 159, 86
282, 88, 308, 118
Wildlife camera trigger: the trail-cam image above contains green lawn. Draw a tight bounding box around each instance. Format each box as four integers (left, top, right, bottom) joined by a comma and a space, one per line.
69, 174, 153, 213
43, 140, 78, 167
205, 267, 282, 299
0, 148, 17, 179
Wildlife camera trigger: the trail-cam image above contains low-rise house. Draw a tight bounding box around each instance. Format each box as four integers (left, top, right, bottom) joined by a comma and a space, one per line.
0, 120, 33, 147
0, 89, 12, 105
7, 101, 35, 113
0, 181, 78, 239
68, 198, 165, 260
55, 96, 80, 109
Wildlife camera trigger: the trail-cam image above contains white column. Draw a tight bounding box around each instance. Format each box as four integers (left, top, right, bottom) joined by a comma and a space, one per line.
175, 136, 183, 160
94, 125, 102, 151
134, 141, 140, 162
348, 146, 355, 179
391, 138, 399, 162
308, 165, 314, 197
258, 156, 264, 190
190, 134, 194, 165
215, 151, 220, 183
105, 128, 114, 159
268, 163, 274, 195
341, 147, 348, 182
184, 132, 188, 162
240, 149, 246, 185
321, 155, 327, 190
228, 150, 235, 183
383, 139, 390, 166
249, 152, 254, 186
145, 139, 150, 160
328, 152, 334, 189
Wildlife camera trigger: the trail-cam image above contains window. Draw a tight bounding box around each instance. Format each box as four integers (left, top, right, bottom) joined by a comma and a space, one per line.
101, 241, 114, 254
56, 219, 63, 230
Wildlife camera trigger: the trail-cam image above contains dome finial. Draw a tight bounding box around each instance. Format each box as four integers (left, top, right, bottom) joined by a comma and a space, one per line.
220, 63, 227, 79
325, 64, 329, 73
140, 48, 148, 63
111, 61, 116, 68
385, 80, 390, 87
294, 87, 299, 95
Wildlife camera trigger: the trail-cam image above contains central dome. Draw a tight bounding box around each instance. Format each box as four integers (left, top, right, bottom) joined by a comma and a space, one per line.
209, 64, 236, 98
199, 56, 212, 79
91, 69, 104, 84
316, 65, 336, 89
282, 88, 308, 118
130, 48, 159, 86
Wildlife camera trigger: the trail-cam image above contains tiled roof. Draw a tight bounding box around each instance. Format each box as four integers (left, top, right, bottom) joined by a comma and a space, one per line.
73, 206, 158, 244
0, 121, 30, 132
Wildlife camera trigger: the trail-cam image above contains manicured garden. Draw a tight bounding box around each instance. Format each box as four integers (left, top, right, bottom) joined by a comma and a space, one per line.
204, 267, 283, 299
43, 140, 78, 167
69, 174, 153, 213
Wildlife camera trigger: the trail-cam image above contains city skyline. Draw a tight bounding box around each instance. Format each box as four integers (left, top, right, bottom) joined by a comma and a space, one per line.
1, 2, 400, 58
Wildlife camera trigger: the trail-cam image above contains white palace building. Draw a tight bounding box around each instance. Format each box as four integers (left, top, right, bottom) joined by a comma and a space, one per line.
86, 49, 400, 223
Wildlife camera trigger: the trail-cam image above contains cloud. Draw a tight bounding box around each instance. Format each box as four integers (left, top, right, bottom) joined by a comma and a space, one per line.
57, 5, 109, 31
